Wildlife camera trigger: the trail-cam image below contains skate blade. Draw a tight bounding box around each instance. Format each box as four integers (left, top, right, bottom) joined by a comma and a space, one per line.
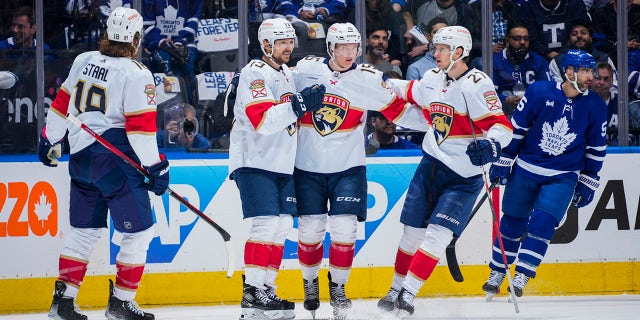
396, 309, 412, 319
240, 308, 285, 320
485, 292, 495, 302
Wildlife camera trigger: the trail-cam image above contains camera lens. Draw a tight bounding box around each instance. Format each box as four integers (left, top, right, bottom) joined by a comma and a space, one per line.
182, 119, 195, 134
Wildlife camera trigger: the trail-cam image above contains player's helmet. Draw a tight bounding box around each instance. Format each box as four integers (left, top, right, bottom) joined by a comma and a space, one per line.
258, 18, 297, 56
326, 22, 362, 58
561, 49, 596, 73
432, 26, 472, 59
106, 7, 143, 43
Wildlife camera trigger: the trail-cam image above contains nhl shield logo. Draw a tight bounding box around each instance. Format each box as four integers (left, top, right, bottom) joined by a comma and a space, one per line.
313, 94, 348, 136
430, 102, 454, 145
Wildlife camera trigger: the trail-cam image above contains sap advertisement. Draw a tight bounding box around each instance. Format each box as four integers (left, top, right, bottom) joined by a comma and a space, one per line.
1, 151, 640, 278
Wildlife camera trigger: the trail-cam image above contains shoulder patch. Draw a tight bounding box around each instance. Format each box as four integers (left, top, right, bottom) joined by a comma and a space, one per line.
145, 84, 156, 105
484, 91, 500, 111
250, 79, 267, 98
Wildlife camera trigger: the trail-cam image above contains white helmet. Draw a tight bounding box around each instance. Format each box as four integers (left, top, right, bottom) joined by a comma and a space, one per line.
258, 18, 297, 57
326, 22, 362, 59
432, 26, 472, 59
106, 7, 143, 43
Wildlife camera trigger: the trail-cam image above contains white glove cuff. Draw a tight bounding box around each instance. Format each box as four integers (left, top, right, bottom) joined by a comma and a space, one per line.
578, 173, 599, 191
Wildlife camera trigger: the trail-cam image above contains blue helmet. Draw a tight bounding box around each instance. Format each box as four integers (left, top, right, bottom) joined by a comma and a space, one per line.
561, 49, 596, 73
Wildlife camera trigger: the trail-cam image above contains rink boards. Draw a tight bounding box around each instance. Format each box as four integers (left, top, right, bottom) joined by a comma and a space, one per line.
0, 150, 639, 313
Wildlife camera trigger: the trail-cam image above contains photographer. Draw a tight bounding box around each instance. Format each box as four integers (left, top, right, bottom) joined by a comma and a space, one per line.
157, 103, 212, 150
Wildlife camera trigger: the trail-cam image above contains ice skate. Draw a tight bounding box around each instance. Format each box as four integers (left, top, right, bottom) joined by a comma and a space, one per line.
328, 273, 351, 320
395, 288, 415, 318
508, 272, 530, 298
482, 270, 506, 302
105, 279, 154, 320
240, 281, 284, 320
303, 277, 320, 319
376, 287, 399, 312
48, 280, 88, 320
266, 285, 295, 320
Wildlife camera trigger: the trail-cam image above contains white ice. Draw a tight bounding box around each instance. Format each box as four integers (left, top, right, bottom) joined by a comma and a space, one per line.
3, 294, 639, 320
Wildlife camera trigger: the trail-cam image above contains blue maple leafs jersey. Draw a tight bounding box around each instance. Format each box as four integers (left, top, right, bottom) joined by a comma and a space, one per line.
505, 81, 607, 180
493, 49, 550, 104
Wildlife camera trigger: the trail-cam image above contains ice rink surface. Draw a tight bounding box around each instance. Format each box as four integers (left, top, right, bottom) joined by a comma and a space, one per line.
3, 294, 639, 320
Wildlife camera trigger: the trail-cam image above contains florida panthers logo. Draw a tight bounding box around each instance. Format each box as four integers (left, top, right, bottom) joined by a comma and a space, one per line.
313, 94, 349, 136
430, 103, 454, 145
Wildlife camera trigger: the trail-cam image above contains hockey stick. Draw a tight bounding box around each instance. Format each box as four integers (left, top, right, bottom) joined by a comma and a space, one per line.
446, 180, 498, 282
66, 114, 235, 278
462, 92, 519, 313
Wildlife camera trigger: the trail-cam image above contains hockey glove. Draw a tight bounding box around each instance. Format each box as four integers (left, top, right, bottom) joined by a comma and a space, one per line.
489, 156, 515, 185
38, 128, 62, 167
291, 84, 326, 119
466, 139, 501, 166
571, 172, 600, 208
144, 155, 170, 196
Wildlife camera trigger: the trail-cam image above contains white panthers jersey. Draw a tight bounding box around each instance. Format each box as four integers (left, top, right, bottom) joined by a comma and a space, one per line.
386, 67, 513, 178
292, 57, 406, 174
46, 51, 160, 166
228, 59, 299, 176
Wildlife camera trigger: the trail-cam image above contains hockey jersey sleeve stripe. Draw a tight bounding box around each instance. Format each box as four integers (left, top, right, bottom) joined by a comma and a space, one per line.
379, 96, 408, 123
125, 109, 157, 134
50, 87, 71, 117
406, 80, 417, 105
246, 100, 276, 130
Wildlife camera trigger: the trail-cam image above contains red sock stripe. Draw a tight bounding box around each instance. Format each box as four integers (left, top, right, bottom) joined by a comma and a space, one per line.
394, 249, 414, 277
58, 256, 88, 287
407, 249, 439, 281
298, 241, 323, 267
244, 241, 271, 268
116, 262, 145, 290
268, 244, 284, 270
329, 242, 355, 269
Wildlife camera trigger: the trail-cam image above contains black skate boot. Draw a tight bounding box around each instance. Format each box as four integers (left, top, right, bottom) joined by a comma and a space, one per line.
240, 280, 284, 320
303, 277, 320, 319
328, 273, 351, 320
395, 288, 415, 317
105, 279, 154, 320
48, 280, 88, 320
376, 287, 399, 312
482, 270, 506, 301
265, 285, 295, 320
508, 272, 530, 297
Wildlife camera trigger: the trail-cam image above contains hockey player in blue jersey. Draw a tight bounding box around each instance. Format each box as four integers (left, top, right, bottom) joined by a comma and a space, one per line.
482, 49, 607, 299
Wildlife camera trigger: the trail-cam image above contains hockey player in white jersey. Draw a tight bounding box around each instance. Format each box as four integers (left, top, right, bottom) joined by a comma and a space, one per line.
291, 22, 407, 320
40, 7, 168, 320
228, 18, 325, 320
481, 49, 606, 298
376, 26, 513, 316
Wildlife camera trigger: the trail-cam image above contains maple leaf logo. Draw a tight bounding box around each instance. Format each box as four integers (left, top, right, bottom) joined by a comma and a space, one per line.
34, 192, 53, 220
539, 116, 576, 155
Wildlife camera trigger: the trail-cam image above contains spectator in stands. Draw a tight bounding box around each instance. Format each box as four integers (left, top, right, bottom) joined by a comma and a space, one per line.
402, 0, 477, 65
364, 0, 405, 66
493, 23, 550, 117
278, 0, 348, 24
366, 111, 421, 151
468, 0, 514, 69
405, 16, 447, 80
157, 103, 212, 150
591, 0, 640, 57
515, 0, 589, 61
0, 6, 51, 54
142, 0, 203, 104
365, 25, 403, 76
591, 61, 621, 145
548, 20, 618, 87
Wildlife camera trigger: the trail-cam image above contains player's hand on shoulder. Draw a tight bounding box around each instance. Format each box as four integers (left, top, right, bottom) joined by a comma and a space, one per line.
489, 156, 514, 185
144, 154, 170, 196
466, 138, 501, 166
291, 84, 326, 118
38, 128, 63, 167
572, 172, 600, 208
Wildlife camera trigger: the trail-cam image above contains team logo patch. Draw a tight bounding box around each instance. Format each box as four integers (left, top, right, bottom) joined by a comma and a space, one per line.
429, 103, 454, 145
484, 91, 500, 111
250, 79, 267, 98
145, 84, 156, 105
313, 94, 348, 136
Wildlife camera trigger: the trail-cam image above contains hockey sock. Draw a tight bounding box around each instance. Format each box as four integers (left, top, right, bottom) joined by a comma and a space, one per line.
245, 240, 272, 288
515, 210, 556, 277
489, 214, 528, 272
392, 226, 426, 290
58, 256, 88, 298
114, 227, 153, 301
265, 243, 284, 287
328, 241, 355, 284
299, 241, 323, 280
403, 249, 439, 295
